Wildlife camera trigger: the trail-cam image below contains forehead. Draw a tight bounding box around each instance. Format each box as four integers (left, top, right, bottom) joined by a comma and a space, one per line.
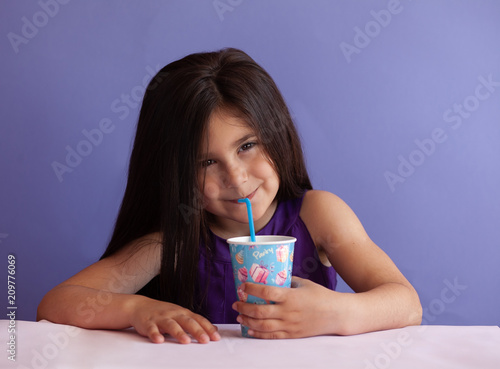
200, 109, 255, 151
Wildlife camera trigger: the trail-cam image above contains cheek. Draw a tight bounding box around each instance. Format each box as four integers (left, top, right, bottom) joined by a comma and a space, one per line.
200, 177, 220, 200
254, 157, 279, 182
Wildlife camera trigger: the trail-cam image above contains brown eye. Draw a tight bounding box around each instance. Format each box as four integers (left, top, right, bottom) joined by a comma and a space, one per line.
201, 159, 216, 167
239, 142, 256, 152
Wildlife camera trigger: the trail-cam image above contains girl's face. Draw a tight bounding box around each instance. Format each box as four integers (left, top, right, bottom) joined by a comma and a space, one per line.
198, 109, 280, 236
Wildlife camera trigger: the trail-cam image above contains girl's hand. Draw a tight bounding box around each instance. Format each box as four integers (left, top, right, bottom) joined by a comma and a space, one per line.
232, 276, 343, 339
130, 297, 221, 344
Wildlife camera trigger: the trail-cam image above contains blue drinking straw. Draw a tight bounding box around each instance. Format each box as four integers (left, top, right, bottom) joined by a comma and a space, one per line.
238, 198, 256, 242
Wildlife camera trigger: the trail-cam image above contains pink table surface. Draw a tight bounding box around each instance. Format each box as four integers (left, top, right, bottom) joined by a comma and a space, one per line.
2, 320, 500, 368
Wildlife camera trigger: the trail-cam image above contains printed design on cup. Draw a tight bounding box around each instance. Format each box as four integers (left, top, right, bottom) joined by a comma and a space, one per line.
235, 250, 244, 264
237, 266, 248, 283
251, 246, 274, 260
276, 245, 289, 262
249, 263, 270, 284
237, 285, 247, 302
275, 269, 287, 286
229, 239, 295, 300
228, 237, 296, 338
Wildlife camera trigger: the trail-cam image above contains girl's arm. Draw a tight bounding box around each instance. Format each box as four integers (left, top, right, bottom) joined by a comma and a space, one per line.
302, 190, 422, 334
37, 233, 220, 344
232, 190, 422, 338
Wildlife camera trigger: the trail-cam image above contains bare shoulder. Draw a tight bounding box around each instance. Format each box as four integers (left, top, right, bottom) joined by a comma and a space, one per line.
301, 190, 347, 215
300, 190, 367, 246
115, 232, 163, 262
60, 232, 163, 294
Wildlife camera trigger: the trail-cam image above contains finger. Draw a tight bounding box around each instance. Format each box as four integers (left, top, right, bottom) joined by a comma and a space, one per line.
232, 300, 278, 319
238, 314, 282, 334
194, 316, 221, 341
290, 276, 306, 288
141, 323, 165, 344
247, 329, 290, 340
157, 318, 192, 344
176, 315, 214, 344
242, 282, 288, 303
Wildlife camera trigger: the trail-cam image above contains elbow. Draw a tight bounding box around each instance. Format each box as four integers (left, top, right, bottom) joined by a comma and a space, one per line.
36, 294, 51, 322
36, 287, 64, 323
409, 302, 423, 326
407, 288, 423, 326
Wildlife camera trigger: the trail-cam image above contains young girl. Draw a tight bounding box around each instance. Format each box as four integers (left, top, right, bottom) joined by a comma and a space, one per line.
38, 48, 422, 344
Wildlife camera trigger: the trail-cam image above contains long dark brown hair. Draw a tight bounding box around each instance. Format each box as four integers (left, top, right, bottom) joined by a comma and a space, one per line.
101, 48, 312, 311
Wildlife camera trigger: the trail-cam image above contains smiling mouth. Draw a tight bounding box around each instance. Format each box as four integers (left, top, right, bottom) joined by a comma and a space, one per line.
229, 188, 258, 204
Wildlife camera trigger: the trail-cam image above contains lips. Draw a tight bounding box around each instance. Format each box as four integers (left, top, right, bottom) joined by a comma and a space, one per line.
229, 188, 258, 204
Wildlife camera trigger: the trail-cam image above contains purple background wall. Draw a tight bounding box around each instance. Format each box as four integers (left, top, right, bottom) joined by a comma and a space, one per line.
1, 1, 499, 325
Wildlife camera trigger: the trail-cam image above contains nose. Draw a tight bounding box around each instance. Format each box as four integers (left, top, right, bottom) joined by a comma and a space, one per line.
222, 162, 248, 188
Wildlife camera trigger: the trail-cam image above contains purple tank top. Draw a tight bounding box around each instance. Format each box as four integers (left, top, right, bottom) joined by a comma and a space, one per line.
196, 192, 337, 323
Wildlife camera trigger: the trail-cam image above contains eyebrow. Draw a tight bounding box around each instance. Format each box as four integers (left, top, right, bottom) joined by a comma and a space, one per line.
234, 133, 256, 147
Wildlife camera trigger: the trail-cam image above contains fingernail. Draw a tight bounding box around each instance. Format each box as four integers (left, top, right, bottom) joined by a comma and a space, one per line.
199, 333, 209, 343
213, 331, 221, 340
236, 315, 242, 323
153, 334, 164, 343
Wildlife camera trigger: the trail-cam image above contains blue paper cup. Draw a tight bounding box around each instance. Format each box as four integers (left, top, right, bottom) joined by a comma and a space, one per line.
227, 235, 296, 337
